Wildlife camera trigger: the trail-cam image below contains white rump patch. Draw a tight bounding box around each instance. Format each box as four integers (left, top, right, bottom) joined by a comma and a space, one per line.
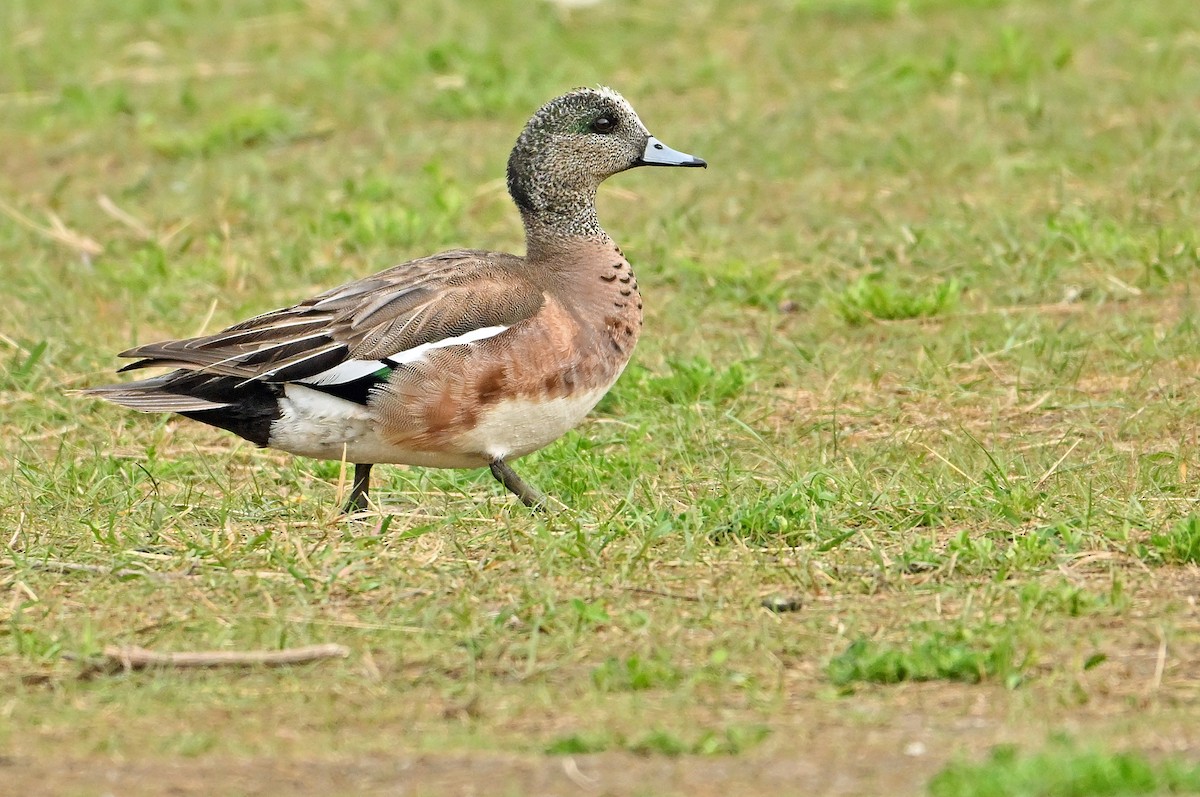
297, 324, 510, 386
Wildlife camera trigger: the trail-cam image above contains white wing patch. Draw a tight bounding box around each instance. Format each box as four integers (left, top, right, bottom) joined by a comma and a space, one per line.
298, 359, 389, 386
388, 323, 510, 365
297, 324, 509, 386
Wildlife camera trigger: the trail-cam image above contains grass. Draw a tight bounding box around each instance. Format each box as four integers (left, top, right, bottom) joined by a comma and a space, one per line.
3, 0, 1200, 794
929, 742, 1200, 797
832, 274, 963, 325
828, 624, 1026, 688
1146, 515, 1200, 565
546, 724, 771, 757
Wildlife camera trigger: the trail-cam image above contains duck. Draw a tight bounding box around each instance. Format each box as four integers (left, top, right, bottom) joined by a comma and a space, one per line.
84, 86, 706, 512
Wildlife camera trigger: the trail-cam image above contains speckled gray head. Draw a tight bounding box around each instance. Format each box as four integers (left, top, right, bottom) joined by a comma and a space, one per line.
507, 86, 706, 221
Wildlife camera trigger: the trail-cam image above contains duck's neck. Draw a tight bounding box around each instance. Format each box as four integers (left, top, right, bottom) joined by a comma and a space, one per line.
507, 145, 612, 260
520, 205, 611, 262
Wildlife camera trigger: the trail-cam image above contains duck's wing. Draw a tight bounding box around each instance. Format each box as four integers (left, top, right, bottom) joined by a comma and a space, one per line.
113, 249, 545, 386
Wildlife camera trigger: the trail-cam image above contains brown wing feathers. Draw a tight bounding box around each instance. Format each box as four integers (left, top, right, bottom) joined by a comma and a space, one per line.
109, 252, 546, 387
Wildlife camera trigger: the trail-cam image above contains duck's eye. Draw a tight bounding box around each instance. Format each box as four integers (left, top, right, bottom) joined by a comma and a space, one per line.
590, 115, 618, 134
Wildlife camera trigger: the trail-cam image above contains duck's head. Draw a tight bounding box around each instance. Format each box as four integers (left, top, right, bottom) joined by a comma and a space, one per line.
507, 87, 705, 220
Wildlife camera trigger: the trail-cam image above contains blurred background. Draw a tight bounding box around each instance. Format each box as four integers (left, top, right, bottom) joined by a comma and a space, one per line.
2, 1, 1200, 794
4, 0, 1194, 349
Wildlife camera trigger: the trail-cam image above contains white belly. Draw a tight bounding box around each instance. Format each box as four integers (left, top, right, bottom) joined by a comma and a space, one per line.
267, 382, 611, 468
457, 385, 611, 462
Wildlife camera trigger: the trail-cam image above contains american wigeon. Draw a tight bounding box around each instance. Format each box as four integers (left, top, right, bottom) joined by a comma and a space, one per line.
85, 86, 706, 511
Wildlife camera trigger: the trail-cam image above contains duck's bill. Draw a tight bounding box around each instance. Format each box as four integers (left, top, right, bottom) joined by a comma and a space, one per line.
637, 136, 707, 168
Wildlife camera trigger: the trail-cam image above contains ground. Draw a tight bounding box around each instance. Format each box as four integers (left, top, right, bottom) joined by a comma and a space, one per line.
2, 0, 1200, 795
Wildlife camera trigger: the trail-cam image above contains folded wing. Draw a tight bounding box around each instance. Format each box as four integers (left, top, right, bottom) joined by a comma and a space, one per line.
114, 250, 545, 387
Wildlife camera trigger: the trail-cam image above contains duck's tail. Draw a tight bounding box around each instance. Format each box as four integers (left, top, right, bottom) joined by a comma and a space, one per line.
79, 372, 282, 447
81, 374, 232, 413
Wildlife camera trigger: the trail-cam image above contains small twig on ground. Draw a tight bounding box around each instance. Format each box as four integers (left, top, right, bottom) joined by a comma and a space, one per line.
1034, 438, 1083, 490
97, 194, 155, 240
0, 197, 103, 256
627, 586, 701, 602
102, 643, 349, 670
918, 442, 979, 486
3, 558, 175, 581
561, 757, 599, 791
1151, 626, 1167, 691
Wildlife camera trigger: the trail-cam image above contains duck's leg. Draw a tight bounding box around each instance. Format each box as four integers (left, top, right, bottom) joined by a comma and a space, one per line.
489, 459, 547, 509
343, 463, 373, 512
